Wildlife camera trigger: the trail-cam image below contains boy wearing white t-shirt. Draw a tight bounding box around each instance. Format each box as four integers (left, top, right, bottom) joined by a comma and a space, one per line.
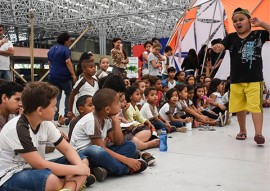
0, 82, 91, 191
70, 88, 147, 181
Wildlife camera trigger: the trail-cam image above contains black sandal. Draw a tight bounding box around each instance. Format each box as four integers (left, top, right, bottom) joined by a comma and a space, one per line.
236, 133, 247, 140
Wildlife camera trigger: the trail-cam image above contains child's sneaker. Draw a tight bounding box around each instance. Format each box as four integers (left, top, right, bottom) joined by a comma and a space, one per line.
223, 110, 229, 125
92, 167, 107, 182
141, 152, 156, 166
85, 174, 96, 187
176, 127, 187, 133
217, 113, 224, 127
129, 159, 148, 175
150, 131, 159, 140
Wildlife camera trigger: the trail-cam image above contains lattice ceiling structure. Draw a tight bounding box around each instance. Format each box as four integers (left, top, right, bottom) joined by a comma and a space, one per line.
0, 0, 191, 44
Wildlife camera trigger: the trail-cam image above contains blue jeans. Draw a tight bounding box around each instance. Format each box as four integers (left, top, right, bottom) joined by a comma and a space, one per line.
170, 121, 184, 128
0, 154, 87, 191
79, 141, 137, 176
49, 79, 72, 120
0, 169, 51, 191
0, 70, 11, 81
152, 120, 167, 130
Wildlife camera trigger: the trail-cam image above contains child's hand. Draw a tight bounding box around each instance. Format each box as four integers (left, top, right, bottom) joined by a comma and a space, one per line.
126, 158, 141, 171
250, 17, 262, 27
218, 104, 226, 111
212, 43, 224, 53
184, 117, 193, 123
165, 121, 171, 129
110, 112, 120, 121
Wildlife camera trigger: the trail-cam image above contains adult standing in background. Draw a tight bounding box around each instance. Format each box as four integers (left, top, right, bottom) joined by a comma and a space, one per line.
111, 37, 129, 78
181, 48, 199, 77
0, 25, 15, 81
48, 32, 77, 121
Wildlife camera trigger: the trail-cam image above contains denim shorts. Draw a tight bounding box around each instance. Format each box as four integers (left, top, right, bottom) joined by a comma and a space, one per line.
0, 168, 52, 191
0, 154, 87, 191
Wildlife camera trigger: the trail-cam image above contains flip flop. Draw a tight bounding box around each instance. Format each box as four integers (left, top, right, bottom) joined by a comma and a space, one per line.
236, 133, 247, 140
254, 134, 265, 144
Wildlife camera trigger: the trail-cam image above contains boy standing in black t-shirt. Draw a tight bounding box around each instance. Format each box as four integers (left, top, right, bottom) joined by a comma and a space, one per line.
213, 7, 270, 144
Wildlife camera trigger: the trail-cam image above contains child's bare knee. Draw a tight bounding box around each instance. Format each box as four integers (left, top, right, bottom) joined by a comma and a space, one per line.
45, 174, 63, 191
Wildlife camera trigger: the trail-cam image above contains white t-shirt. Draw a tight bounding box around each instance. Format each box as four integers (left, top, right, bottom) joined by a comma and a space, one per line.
168, 80, 176, 89
0, 115, 62, 186
148, 53, 161, 76
0, 40, 13, 70
159, 103, 177, 122
140, 102, 159, 120
70, 112, 112, 151
95, 70, 108, 79
73, 77, 99, 97
208, 92, 224, 110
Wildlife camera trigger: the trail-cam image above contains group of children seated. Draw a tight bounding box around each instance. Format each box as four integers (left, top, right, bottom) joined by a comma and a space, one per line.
0, 56, 232, 191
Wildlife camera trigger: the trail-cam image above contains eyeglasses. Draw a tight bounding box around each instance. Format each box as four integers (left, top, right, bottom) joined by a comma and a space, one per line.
205, 81, 211, 83
87, 51, 92, 55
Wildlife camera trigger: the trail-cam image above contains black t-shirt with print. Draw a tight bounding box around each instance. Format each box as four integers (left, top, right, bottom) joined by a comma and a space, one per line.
221, 30, 269, 83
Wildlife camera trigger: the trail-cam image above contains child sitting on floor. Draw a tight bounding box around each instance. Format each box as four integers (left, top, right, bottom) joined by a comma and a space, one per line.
140, 87, 172, 133
158, 88, 187, 132
70, 88, 148, 181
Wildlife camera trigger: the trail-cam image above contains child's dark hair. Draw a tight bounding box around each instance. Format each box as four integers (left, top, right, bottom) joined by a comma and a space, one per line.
192, 83, 205, 108
207, 78, 222, 97
125, 86, 139, 103
144, 87, 157, 97
185, 75, 195, 84
151, 37, 159, 43
92, 88, 117, 112
134, 80, 144, 88
129, 78, 137, 86
196, 74, 206, 83
76, 51, 93, 77
76, 95, 92, 111
141, 74, 150, 80
167, 67, 176, 73
81, 59, 95, 69
144, 41, 152, 48
0, 82, 24, 104
187, 84, 195, 92
165, 88, 179, 102
102, 74, 126, 93
149, 76, 161, 86
164, 46, 172, 53
174, 71, 185, 81
174, 84, 187, 93
22, 82, 58, 114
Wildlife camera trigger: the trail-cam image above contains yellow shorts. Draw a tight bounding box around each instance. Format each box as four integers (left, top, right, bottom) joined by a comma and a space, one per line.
229, 82, 263, 113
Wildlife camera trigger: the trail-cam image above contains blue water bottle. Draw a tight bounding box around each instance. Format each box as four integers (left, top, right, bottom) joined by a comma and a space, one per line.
159, 128, 167, 152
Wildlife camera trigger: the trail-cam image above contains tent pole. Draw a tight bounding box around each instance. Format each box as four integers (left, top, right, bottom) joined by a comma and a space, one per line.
169, 2, 193, 68
39, 24, 92, 82
29, 10, 35, 81
200, 0, 219, 75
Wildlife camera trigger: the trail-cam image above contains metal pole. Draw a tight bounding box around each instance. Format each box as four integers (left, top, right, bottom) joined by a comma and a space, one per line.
29, 9, 35, 81
39, 24, 92, 82
201, 0, 219, 75
10, 67, 27, 83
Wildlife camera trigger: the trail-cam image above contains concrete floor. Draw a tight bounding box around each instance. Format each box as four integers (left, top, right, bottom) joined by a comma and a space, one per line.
49, 108, 270, 191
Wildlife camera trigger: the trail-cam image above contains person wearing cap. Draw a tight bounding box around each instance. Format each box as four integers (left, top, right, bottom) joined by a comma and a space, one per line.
212, 7, 270, 145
